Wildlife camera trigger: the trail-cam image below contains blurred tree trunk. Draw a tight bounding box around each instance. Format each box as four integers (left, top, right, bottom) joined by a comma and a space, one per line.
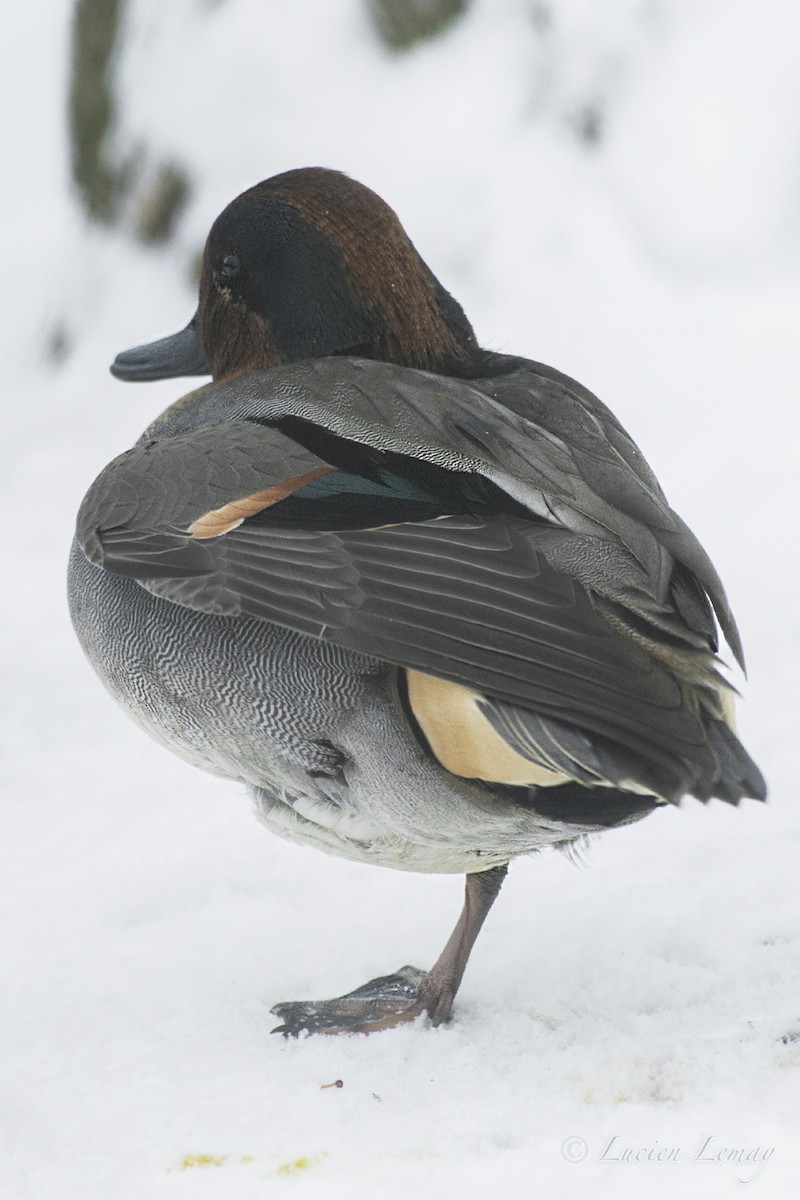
68, 0, 125, 222
366, 0, 470, 52
68, 0, 189, 242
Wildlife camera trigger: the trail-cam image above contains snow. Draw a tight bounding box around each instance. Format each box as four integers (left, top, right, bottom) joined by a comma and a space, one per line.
3, 1, 799, 1196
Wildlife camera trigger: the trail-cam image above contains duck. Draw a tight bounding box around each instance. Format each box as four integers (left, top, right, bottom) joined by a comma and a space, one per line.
68, 166, 766, 1035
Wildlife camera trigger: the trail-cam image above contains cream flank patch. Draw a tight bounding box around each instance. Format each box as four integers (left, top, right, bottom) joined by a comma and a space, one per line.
718, 682, 737, 731
187, 467, 335, 539
406, 669, 572, 787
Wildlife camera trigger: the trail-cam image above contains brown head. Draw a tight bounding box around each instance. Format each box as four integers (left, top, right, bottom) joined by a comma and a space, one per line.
111, 168, 480, 383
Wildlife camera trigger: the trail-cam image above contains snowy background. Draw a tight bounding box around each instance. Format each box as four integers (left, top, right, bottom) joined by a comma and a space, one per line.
2, 1, 799, 1196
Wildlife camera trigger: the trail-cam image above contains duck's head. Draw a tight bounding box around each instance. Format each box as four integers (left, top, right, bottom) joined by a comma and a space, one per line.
112, 167, 480, 383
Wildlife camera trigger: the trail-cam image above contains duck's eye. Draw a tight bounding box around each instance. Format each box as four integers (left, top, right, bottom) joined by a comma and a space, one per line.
219, 254, 240, 281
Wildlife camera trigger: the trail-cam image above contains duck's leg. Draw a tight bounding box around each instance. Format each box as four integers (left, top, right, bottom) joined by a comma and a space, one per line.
270, 863, 508, 1036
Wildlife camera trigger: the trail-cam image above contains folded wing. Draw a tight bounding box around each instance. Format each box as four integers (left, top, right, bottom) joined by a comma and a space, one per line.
77, 359, 763, 803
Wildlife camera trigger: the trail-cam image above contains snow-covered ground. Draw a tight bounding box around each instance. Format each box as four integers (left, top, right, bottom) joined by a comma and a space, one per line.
2, 2, 799, 1197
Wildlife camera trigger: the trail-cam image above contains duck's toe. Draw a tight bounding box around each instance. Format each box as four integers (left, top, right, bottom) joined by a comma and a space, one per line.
270, 965, 429, 1036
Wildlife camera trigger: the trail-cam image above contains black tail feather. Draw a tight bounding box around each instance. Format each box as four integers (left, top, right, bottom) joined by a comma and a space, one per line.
701, 719, 767, 805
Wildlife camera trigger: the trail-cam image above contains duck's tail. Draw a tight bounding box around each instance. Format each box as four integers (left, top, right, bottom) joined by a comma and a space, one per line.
695, 718, 767, 805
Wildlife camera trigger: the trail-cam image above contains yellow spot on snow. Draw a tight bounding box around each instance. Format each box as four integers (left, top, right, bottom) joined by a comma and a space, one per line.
275, 1152, 328, 1176
180, 1153, 229, 1169
173, 1150, 326, 1176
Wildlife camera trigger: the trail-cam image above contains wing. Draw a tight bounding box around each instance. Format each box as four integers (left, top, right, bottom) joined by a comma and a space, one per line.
136, 357, 744, 668
76, 362, 763, 804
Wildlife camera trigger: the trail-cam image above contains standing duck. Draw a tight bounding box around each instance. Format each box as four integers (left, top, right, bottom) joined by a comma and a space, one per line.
69, 167, 766, 1035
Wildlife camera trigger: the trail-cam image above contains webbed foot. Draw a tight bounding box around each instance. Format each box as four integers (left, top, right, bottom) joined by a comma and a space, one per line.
271, 965, 428, 1036
270, 864, 508, 1038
